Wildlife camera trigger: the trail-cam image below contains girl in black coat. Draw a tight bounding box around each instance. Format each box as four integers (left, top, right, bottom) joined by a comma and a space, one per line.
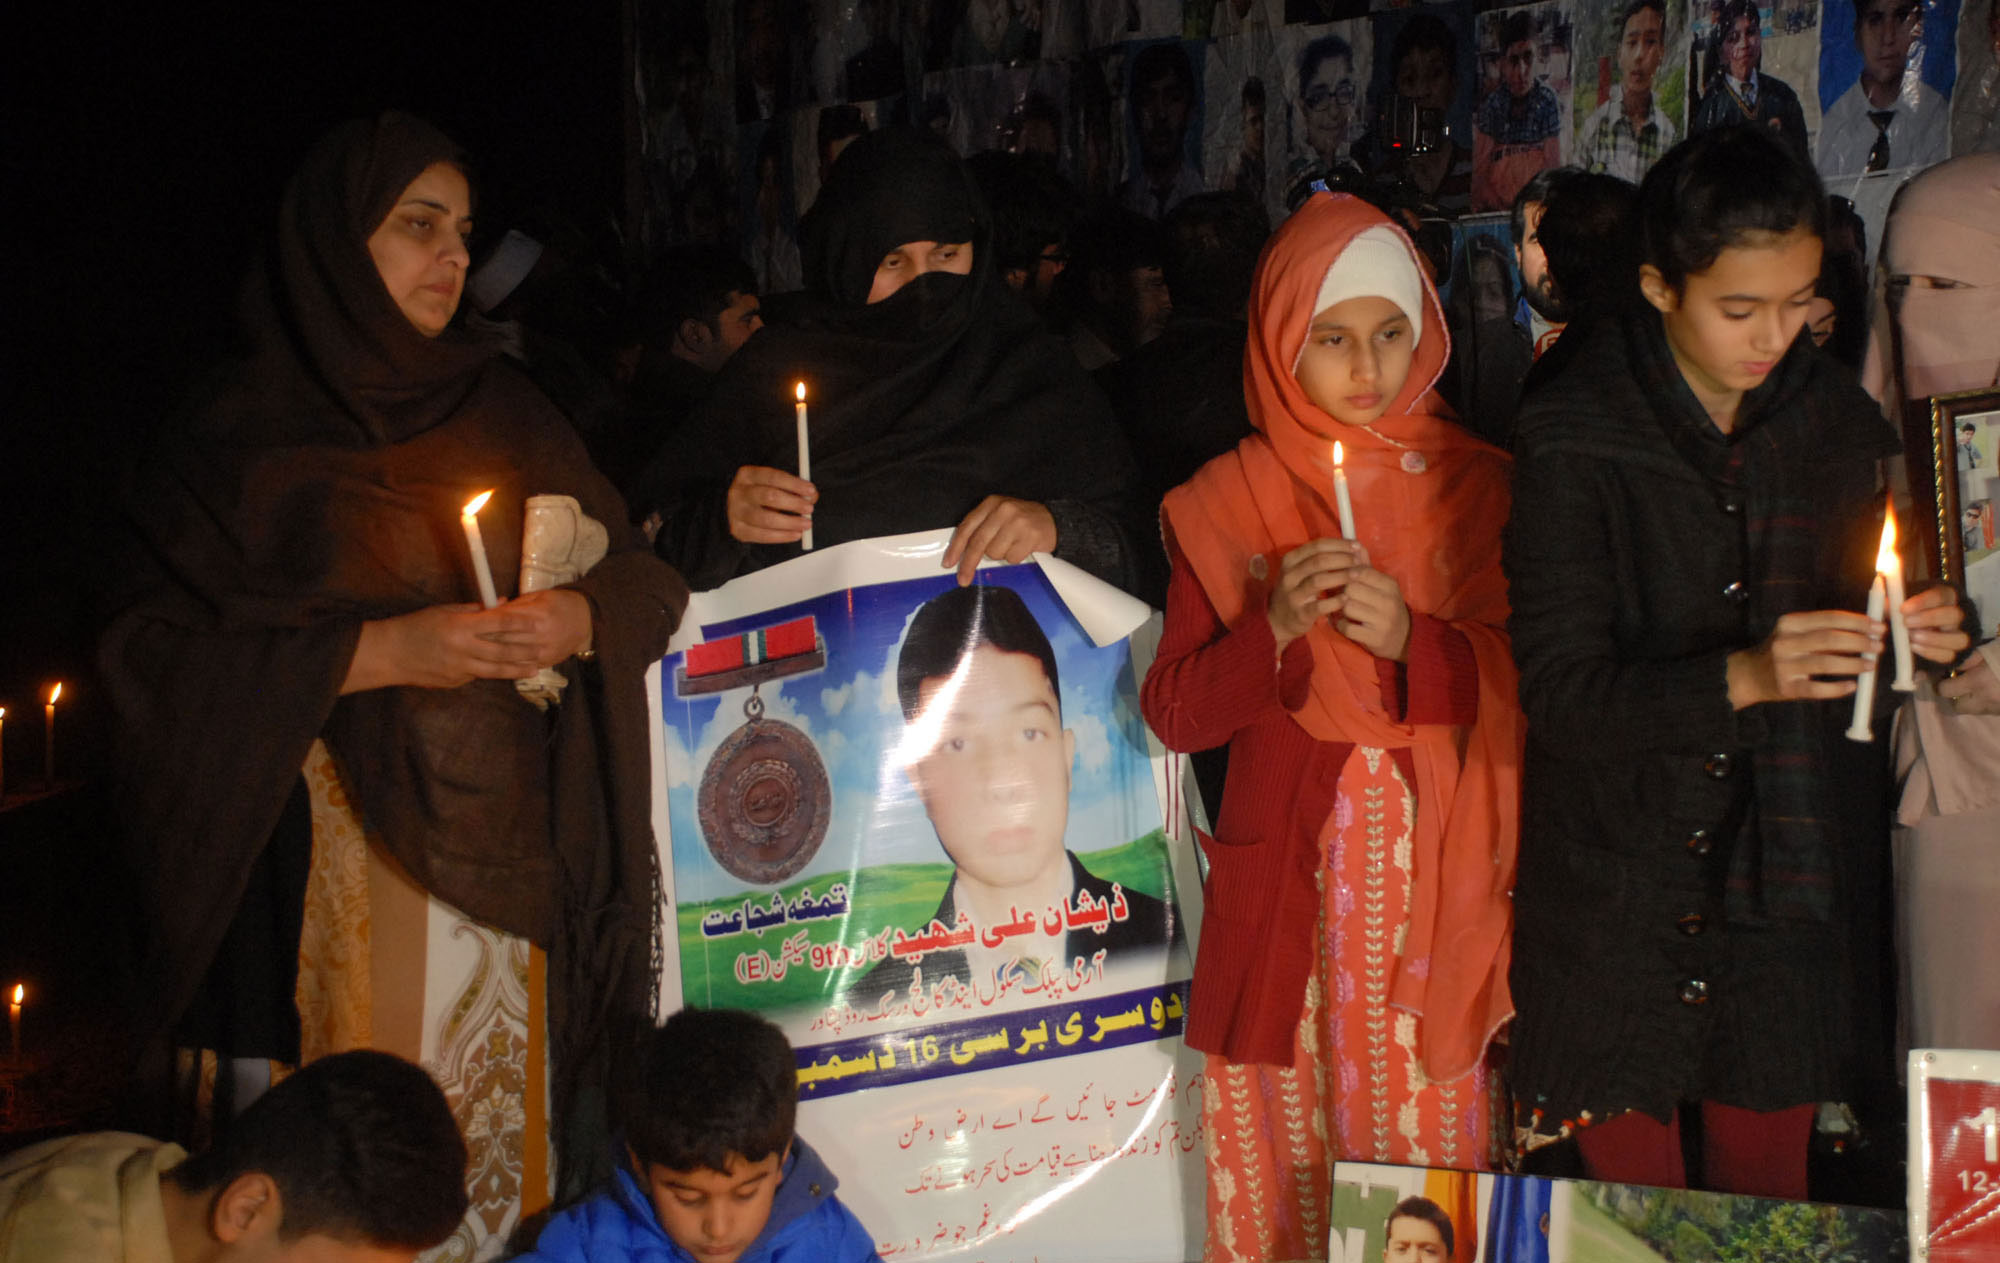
1502, 127, 1968, 1195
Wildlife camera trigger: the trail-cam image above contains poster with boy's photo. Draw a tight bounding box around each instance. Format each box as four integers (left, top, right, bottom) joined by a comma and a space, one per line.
1273, 17, 1377, 193
1816, 0, 1956, 180
639, 0, 739, 252
1470, 2, 1574, 211
1189, 0, 1281, 41
924, 61, 1076, 167
1366, 1, 1481, 213
737, 0, 816, 123
1688, 0, 1823, 162
1952, 0, 1998, 154
1572, 0, 1690, 183
1952, 407, 2000, 641
653, 534, 1204, 1256
806, 0, 910, 104
738, 118, 805, 294
1117, 39, 1210, 217
1202, 29, 1284, 217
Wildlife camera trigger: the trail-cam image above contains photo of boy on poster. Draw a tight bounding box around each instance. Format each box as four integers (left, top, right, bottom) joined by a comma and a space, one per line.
1816, 0, 1955, 177
1689, 0, 1812, 160
1472, 5, 1571, 212
1575, 0, 1682, 183
1119, 40, 1208, 218
1283, 24, 1372, 188
1367, 4, 1479, 213
855, 584, 1177, 1002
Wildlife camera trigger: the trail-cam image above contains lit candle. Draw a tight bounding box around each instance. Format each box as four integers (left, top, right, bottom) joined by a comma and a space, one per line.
9, 984, 21, 1060
795, 382, 814, 552
1846, 573, 1886, 742
460, 491, 502, 609
1878, 504, 1915, 692
1332, 440, 1357, 540
43, 684, 60, 787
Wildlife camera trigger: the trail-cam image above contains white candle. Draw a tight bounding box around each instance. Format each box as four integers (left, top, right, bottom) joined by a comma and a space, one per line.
1879, 506, 1915, 691
43, 684, 59, 786
1332, 440, 1357, 540
460, 491, 502, 609
795, 382, 814, 552
1846, 573, 1886, 742
9, 984, 21, 1060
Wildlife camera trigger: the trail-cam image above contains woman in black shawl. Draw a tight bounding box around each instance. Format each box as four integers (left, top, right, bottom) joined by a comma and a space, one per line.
99, 113, 686, 1193
641, 128, 1144, 593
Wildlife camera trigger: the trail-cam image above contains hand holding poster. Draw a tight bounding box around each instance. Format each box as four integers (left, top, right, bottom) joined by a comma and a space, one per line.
652, 532, 1205, 1259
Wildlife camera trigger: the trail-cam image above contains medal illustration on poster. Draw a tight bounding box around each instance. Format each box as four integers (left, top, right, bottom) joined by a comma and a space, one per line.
652, 535, 1205, 1258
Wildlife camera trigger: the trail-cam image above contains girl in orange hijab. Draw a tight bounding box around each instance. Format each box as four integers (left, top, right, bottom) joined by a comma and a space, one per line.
1142, 192, 1523, 1258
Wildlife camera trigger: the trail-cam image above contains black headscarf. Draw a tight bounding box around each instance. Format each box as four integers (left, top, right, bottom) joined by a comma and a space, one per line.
645, 128, 1138, 589
100, 113, 685, 1194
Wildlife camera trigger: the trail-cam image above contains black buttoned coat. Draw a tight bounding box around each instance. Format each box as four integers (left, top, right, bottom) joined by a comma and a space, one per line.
1501, 311, 1900, 1134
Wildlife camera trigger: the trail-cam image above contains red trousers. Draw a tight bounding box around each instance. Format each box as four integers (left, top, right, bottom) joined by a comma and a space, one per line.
1575, 1101, 1815, 1199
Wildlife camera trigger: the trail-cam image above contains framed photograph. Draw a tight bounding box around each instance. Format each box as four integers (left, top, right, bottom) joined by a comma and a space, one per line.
1931, 388, 2000, 643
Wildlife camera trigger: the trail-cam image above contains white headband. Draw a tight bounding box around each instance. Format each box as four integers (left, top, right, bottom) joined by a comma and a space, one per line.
1310, 225, 1424, 350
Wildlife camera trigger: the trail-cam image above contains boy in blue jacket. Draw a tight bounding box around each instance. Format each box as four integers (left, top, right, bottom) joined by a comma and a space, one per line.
517, 1008, 880, 1263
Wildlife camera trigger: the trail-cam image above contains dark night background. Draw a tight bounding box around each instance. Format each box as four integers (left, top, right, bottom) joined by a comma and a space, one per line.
1, 1, 628, 1123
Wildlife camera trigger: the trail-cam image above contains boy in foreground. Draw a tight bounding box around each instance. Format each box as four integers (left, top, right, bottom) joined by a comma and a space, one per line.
518, 1007, 878, 1263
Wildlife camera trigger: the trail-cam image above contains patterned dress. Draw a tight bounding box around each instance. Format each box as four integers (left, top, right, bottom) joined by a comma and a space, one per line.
1202, 746, 1502, 1263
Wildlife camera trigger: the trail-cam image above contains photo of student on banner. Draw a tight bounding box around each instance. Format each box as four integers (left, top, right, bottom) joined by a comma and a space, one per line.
1816, 0, 1956, 178
855, 584, 1179, 1002
1575, 0, 1684, 184
1689, 0, 1812, 160
1472, 5, 1572, 211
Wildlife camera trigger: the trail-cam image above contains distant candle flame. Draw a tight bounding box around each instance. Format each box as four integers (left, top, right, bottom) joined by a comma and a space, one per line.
46, 684, 61, 706
462, 490, 494, 517
1877, 505, 1899, 573
795, 382, 807, 402
0, 707, 6, 721
10, 985, 21, 1006
1333, 440, 1345, 467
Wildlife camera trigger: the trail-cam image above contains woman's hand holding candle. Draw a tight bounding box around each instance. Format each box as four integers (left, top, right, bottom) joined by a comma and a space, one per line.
727, 465, 817, 544
341, 593, 591, 693
1725, 609, 1883, 711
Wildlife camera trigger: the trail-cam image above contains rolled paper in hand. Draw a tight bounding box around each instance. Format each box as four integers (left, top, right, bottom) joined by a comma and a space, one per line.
1846, 573, 1886, 742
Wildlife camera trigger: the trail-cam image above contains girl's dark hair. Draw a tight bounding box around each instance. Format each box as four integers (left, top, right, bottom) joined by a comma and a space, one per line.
1637, 125, 1825, 292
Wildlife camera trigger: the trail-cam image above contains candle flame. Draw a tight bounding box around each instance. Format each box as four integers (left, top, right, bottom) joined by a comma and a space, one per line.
0, 707, 6, 720
795, 382, 806, 402
10, 985, 21, 1006
1877, 505, 1899, 573
1333, 440, 1345, 467
46, 683, 61, 706
462, 490, 494, 517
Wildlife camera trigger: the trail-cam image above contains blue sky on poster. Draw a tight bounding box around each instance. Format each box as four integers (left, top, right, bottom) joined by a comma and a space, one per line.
658, 564, 1161, 905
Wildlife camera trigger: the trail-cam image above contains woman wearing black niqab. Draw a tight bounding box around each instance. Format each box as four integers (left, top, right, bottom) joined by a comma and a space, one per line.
640, 128, 1143, 593
99, 112, 686, 1193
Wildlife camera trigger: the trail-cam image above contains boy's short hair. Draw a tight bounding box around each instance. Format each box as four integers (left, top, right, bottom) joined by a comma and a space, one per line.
164, 1050, 467, 1249
626, 1007, 798, 1174
1386, 1195, 1456, 1255
895, 584, 1060, 722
